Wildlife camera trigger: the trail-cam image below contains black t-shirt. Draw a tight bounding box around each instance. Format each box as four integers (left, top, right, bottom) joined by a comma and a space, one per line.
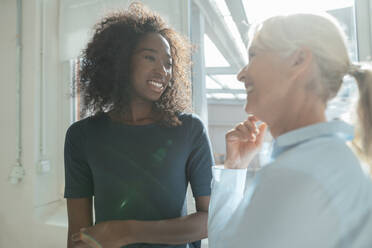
64, 113, 214, 248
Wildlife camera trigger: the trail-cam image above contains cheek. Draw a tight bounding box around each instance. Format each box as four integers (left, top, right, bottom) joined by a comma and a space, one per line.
258, 63, 286, 90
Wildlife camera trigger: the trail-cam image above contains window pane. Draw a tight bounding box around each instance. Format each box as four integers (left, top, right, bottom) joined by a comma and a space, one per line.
206, 75, 223, 89
204, 34, 230, 67
212, 75, 245, 90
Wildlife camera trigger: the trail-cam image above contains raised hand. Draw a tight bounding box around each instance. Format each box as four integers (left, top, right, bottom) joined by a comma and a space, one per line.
225, 116, 267, 169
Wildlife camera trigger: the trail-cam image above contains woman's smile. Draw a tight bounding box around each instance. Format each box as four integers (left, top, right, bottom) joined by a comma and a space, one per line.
147, 80, 165, 93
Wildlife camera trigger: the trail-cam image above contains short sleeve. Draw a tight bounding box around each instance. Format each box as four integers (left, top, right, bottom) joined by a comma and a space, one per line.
186, 115, 214, 197
64, 122, 94, 198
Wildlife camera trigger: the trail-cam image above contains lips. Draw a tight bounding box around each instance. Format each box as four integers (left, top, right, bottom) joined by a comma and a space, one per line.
245, 83, 254, 93
147, 80, 165, 93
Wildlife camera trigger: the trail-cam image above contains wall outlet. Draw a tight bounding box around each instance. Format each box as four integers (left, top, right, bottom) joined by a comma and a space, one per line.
9, 164, 25, 184
39, 159, 51, 173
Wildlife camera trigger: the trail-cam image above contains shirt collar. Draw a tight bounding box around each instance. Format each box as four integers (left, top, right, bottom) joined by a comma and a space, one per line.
271, 120, 354, 159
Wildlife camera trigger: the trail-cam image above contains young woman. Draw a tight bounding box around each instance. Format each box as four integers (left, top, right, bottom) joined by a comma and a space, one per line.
208, 13, 372, 247
65, 3, 213, 248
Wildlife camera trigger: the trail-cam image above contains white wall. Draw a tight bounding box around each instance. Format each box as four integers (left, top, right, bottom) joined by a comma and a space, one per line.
208, 103, 247, 155
0, 0, 68, 247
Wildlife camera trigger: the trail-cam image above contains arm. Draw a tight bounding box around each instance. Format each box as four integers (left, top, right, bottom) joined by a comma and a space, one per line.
64, 122, 95, 247
74, 196, 210, 247
67, 198, 93, 248
129, 195, 209, 244
208, 166, 254, 238
207, 116, 266, 224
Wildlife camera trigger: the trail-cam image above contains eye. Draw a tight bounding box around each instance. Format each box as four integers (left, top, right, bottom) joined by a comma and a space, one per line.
144, 55, 156, 61
248, 51, 255, 61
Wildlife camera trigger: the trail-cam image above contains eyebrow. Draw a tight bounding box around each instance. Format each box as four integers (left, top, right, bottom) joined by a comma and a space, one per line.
138, 48, 172, 59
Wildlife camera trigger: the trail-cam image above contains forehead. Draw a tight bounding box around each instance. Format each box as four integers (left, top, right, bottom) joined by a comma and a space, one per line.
135, 33, 171, 56
248, 33, 261, 52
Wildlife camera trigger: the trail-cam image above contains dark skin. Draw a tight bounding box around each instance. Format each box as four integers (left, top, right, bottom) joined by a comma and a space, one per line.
67, 33, 210, 248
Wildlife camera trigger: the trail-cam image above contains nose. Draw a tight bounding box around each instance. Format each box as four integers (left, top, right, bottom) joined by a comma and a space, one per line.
237, 65, 248, 82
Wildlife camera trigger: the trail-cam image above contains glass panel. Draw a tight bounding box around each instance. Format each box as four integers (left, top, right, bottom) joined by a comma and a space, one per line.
208, 93, 236, 99
212, 75, 245, 90
236, 93, 247, 100
204, 34, 230, 67
213, 0, 247, 56
206, 75, 223, 89
243, 0, 354, 22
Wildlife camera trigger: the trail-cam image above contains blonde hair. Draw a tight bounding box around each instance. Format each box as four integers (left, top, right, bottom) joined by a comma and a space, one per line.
249, 13, 372, 168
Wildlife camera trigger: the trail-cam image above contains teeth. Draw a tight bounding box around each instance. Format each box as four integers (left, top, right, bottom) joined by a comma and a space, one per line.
148, 80, 163, 88
246, 85, 254, 93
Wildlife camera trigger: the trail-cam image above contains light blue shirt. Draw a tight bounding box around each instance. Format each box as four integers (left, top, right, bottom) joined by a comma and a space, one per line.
208, 121, 372, 248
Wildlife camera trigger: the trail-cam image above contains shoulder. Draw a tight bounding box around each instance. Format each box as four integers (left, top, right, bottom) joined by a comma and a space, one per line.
66, 113, 107, 138
271, 136, 372, 211
277, 135, 360, 173
178, 112, 206, 130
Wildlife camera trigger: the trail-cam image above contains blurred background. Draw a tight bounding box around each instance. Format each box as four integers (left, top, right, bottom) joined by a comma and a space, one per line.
1, 0, 371, 247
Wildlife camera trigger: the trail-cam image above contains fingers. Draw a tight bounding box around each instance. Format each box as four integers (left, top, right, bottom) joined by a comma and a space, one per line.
225, 115, 266, 142
72, 232, 82, 242
255, 122, 267, 145
71, 239, 92, 248
80, 232, 102, 248
247, 115, 259, 122
236, 123, 253, 141
72, 230, 102, 248
227, 116, 261, 143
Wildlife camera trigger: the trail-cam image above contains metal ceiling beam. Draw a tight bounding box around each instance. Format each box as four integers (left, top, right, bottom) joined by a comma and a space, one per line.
224, 0, 250, 47
192, 0, 247, 71
206, 66, 239, 75
207, 99, 245, 105
207, 74, 224, 88
206, 89, 246, 94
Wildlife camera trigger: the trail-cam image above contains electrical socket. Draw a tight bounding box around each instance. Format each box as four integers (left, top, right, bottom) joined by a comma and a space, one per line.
9, 164, 25, 184
39, 159, 51, 173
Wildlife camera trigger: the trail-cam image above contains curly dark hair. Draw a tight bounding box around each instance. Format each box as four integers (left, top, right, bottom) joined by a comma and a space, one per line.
79, 2, 192, 126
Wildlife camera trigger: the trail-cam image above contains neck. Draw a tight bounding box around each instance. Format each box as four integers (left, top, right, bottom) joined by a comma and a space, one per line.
111, 99, 157, 125
268, 93, 327, 138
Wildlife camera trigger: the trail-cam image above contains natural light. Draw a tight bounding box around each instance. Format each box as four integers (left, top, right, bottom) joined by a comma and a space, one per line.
243, 0, 354, 22
206, 0, 357, 107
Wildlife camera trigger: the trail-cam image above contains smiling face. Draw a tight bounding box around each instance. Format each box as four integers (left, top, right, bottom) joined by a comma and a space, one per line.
129, 33, 173, 103
237, 40, 299, 122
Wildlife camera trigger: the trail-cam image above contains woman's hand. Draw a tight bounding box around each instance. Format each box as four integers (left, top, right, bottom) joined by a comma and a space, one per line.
225, 116, 267, 169
72, 220, 133, 248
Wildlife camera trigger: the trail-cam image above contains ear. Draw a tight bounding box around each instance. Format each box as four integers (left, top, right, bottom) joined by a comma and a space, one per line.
289, 47, 313, 80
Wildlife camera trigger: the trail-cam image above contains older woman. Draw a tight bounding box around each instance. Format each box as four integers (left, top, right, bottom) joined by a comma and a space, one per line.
208, 13, 372, 247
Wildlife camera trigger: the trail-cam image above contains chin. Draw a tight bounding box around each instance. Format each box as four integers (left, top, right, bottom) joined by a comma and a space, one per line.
244, 103, 253, 114
145, 92, 163, 102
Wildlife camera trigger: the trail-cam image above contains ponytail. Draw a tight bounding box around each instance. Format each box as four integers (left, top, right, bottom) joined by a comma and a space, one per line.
349, 64, 372, 170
